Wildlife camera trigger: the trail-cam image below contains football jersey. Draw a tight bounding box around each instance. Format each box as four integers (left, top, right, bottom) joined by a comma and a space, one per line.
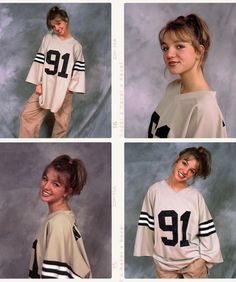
148, 79, 227, 138
26, 33, 85, 113
134, 180, 223, 271
29, 210, 91, 278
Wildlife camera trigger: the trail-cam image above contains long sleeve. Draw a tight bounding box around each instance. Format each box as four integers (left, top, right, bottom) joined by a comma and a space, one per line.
198, 194, 223, 268
26, 36, 47, 85
68, 45, 85, 94
133, 189, 155, 256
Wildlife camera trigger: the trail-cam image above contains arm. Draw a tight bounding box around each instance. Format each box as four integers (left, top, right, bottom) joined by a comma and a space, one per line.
134, 188, 155, 256
68, 43, 85, 94
198, 194, 223, 268
26, 35, 48, 87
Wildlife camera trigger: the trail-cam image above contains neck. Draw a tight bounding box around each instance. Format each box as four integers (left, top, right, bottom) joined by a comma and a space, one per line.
166, 175, 189, 192
180, 67, 210, 94
48, 201, 71, 214
58, 31, 72, 40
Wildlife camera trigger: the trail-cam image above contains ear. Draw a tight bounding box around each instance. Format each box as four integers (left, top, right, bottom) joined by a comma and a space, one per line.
196, 45, 205, 59
64, 187, 73, 198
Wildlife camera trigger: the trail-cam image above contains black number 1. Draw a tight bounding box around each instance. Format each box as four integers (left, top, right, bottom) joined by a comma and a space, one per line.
158, 210, 191, 247
45, 50, 70, 78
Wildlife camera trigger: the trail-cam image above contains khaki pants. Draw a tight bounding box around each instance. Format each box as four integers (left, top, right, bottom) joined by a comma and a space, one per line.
19, 93, 73, 138
155, 258, 208, 278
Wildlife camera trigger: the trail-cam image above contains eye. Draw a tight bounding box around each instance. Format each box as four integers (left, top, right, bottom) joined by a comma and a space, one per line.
161, 45, 168, 52
176, 44, 185, 50
182, 160, 188, 166
42, 175, 48, 182
53, 182, 61, 188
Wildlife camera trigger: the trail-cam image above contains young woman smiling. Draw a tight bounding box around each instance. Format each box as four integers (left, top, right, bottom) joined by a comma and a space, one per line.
148, 14, 227, 138
134, 147, 223, 278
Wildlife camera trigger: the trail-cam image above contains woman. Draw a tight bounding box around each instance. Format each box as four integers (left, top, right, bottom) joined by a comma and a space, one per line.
134, 147, 223, 278
19, 6, 85, 138
148, 14, 227, 138
29, 155, 91, 278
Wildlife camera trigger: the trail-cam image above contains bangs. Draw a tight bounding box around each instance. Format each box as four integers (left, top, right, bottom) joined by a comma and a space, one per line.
159, 28, 194, 45
43, 166, 69, 187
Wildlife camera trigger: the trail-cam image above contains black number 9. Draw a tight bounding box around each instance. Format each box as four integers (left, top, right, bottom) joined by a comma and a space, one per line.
45, 50, 60, 75
158, 210, 191, 247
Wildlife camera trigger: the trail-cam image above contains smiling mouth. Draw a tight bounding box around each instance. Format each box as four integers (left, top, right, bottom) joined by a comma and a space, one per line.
178, 171, 186, 179
168, 61, 179, 67
42, 190, 51, 197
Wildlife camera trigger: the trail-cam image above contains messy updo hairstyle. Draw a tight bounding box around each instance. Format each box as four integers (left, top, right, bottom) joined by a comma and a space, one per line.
159, 14, 211, 68
46, 6, 69, 30
174, 147, 212, 180
42, 155, 87, 196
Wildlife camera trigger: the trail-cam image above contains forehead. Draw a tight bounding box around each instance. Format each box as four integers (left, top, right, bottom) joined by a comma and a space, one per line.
181, 156, 199, 169
45, 167, 67, 183
162, 30, 192, 44
50, 17, 64, 26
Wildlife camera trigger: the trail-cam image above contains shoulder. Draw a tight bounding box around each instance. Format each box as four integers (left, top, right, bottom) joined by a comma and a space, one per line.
147, 180, 165, 195
47, 211, 75, 232
71, 36, 83, 49
192, 92, 221, 118
42, 33, 54, 42
166, 79, 181, 91
188, 186, 206, 202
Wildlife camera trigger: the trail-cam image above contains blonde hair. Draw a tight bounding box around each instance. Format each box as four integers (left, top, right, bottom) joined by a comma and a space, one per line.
159, 14, 211, 68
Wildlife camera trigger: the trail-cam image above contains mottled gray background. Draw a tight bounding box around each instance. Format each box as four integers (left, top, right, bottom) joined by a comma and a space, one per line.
0, 3, 111, 138
0, 143, 111, 278
125, 142, 236, 278
125, 3, 236, 137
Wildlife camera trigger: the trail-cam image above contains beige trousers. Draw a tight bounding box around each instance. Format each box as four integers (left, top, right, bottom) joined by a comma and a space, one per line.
155, 258, 208, 279
19, 93, 73, 138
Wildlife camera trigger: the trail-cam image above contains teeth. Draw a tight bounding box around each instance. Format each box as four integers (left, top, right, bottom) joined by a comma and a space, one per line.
178, 171, 185, 178
42, 191, 51, 196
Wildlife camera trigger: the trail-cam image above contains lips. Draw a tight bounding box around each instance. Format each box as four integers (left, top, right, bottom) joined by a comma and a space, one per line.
168, 61, 179, 67
42, 190, 52, 197
178, 171, 186, 179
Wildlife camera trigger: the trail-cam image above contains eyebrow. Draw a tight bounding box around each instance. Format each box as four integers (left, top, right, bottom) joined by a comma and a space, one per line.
183, 158, 197, 172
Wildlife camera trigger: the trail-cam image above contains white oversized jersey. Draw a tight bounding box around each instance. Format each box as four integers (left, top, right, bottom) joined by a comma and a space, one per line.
134, 180, 223, 271
29, 211, 91, 278
26, 33, 85, 113
148, 79, 227, 138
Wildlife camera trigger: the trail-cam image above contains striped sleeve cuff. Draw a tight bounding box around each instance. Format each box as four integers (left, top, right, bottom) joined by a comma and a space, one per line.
138, 211, 154, 231
34, 53, 45, 64
73, 60, 85, 72
198, 219, 216, 237
42, 260, 81, 279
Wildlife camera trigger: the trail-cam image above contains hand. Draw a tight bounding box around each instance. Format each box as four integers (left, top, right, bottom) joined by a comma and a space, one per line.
67, 90, 73, 95
35, 84, 42, 95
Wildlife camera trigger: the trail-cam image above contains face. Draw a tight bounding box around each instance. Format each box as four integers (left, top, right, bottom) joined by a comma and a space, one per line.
40, 168, 69, 206
172, 156, 199, 184
50, 17, 69, 37
161, 31, 202, 76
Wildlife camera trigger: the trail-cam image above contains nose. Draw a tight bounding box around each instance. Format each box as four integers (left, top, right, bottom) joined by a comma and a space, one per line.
166, 47, 176, 59
43, 181, 51, 190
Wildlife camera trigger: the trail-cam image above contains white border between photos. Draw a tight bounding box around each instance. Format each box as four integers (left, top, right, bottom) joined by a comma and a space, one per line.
1, 0, 236, 281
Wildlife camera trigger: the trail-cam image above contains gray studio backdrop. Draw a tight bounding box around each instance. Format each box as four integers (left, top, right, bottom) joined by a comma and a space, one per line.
0, 143, 111, 278
125, 3, 236, 137
0, 3, 111, 138
125, 143, 236, 278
